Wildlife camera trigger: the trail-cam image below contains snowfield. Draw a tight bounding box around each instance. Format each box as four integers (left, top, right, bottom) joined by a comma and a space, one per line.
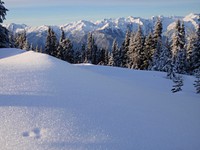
0, 48, 200, 150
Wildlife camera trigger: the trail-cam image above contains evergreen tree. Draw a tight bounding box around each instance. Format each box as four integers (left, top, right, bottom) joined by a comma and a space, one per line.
120, 29, 130, 67
190, 14, 200, 72
50, 29, 58, 57
172, 20, 187, 74
133, 25, 145, 69
45, 27, 52, 55
15, 31, 27, 50
194, 69, 200, 94
8, 31, 15, 48
152, 17, 163, 70
187, 34, 196, 73
86, 32, 94, 63
62, 38, 74, 63
81, 44, 86, 63
92, 43, 98, 64
98, 48, 109, 65
159, 38, 172, 72
0, 0, 8, 23
171, 75, 183, 93
74, 50, 82, 64
0, 1, 9, 48
45, 27, 58, 56
127, 32, 136, 69
144, 32, 154, 70
111, 39, 120, 66
166, 58, 176, 80
23, 39, 29, 50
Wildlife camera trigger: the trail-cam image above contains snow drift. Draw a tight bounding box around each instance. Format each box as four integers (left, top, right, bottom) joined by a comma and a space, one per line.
0, 48, 200, 150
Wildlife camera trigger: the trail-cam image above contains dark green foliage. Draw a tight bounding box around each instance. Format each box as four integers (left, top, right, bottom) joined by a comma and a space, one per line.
0, 0, 8, 23
152, 18, 163, 70
143, 32, 154, 70
15, 31, 27, 50
171, 75, 183, 93
194, 69, 200, 94
0, 0, 9, 48
45, 27, 58, 56
0, 25, 9, 48
120, 30, 130, 67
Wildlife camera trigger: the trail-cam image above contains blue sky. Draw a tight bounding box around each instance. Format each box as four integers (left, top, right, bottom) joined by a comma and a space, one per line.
3, 0, 200, 26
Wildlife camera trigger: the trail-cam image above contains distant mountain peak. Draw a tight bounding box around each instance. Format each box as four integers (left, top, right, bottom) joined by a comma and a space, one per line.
4, 13, 198, 50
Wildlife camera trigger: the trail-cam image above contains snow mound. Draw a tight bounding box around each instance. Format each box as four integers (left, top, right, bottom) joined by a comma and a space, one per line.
0, 48, 200, 150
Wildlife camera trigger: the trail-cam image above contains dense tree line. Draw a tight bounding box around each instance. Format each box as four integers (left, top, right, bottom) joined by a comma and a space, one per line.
0, 0, 200, 93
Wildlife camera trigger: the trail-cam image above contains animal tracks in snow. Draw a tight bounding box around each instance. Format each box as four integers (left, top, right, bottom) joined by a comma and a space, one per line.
22, 128, 47, 139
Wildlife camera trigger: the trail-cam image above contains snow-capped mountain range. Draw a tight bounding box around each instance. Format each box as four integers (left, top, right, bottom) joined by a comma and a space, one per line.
3, 13, 199, 50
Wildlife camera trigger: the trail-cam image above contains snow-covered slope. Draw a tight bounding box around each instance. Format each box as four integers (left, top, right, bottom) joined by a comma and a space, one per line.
0, 48, 200, 150
4, 13, 199, 49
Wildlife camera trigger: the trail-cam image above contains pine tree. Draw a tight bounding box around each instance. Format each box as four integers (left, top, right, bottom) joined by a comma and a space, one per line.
127, 32, 136, 69
81, 44, 86, 63
86, 32, 94, 63
171, 75, 183, 93
0, 1, 9, 48
144, 32, 154, 70
50, 29, 58, 57
45, 27, 58, 56
8, 32, 15, 48
15, 31, 27, 50
120, 29, 130, 67
0, 0, 8, 23
172, 20, 187, 74
151, 17, 163, 70
190, 14, 200, 72
92, 43, 98, 64
45, 27, 52, 55
23, 39, 29, 50
62, 38, 74, 63
166, 58, 176, 80
74, 50, 81, 64
159, 38, 172, 72
187, 34, 195, 74
133, 25, 145, 70
111, 39, 120, 67
194, 69, 200, 94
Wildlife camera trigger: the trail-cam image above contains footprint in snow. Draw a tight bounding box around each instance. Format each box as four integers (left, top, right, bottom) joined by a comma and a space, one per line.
22, 128, 47, 139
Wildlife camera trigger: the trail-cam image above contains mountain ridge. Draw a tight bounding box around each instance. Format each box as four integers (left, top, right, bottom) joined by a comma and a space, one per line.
3, 13, 199, 50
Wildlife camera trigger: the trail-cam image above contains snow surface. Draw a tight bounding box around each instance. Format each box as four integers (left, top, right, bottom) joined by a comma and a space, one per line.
0, 48, 200, 150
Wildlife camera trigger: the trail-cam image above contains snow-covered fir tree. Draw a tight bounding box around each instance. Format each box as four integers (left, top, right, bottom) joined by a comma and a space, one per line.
127, 32, 136, 69
172, 20, 187, 74
57, 29, 74, 63
144, 32, 154, 70
86, 32, 94, 63
166, 58, 176, 80
120, 29, 130, 68
152, 17, 163, 71
187, 34, 196, 73
190, 14, 200, 73
194, 68, 200, 94
0, 0, 9, 48
111, 38, 120, 67
15, 31, 27, 50
171, 75, 183, 93
132, 25, 145, 70
23, 39, 29, 50
45, 27, 58, 56
81, 44, 86, 62
74, 50, 82, 64
159, 38, 172, 72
